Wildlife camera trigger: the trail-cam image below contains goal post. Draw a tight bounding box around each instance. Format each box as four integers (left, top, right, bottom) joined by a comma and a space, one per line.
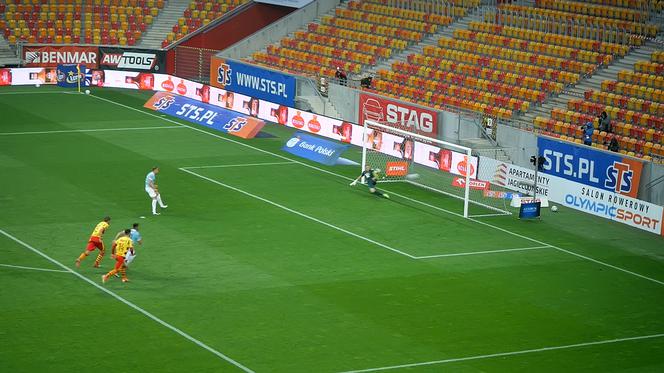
361, 120, 511, 218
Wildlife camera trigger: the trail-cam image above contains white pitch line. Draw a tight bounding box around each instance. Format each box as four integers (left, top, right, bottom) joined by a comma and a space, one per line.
0, 91, 69, 95
337, 333, 664, 373
0, 229, 255, 373
179, 168, 417, 259
88, 93, 664, 287
182, 161, 296, 169
0, 263, 70, 273
0, 126, 184, 136
414, 245, 552, 259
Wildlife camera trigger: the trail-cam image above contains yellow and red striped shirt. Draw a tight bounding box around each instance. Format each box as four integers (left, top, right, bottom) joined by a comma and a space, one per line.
114, 236, 133, 258
90, 221, 109, 239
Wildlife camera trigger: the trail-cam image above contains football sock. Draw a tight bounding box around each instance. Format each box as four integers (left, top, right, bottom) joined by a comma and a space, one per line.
157, 195, 166, 208
77, 252, 89, 261
105, 268, 118, 278
94, 250, 104, 266
119, 266, 127, 280
373, 190, 384, 197
152, 199, 157, 214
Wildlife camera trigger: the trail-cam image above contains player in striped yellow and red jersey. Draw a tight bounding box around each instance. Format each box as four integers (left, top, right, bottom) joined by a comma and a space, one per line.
102, 230, 133, 283
75, 216, 111, 268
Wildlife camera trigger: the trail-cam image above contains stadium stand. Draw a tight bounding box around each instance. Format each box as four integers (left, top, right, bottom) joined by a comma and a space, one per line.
363, 0, 659, 119
1, 0, 165, 46
251, 0, 477, 79
162, 0, 247, 48
535, 49, 664, 162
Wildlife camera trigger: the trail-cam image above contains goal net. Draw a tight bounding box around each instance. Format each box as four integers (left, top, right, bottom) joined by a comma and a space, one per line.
361, 120, 511, 218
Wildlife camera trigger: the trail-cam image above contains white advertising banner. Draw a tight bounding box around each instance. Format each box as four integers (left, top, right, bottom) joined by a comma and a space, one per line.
479, 157, 663, 236
547, 177, 663, 236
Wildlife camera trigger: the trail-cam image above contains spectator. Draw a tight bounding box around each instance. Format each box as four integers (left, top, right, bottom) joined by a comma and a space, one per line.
608, 137, 620, 152
598, 111, 612, 133
335, 67, 347, 86
360, 76, 373, 89
582, 121, 594, 146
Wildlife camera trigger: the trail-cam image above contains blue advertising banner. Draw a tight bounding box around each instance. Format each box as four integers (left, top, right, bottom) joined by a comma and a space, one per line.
144, 92, 265, 139
519, 201, 541, 219
282, 132, 349, 165
211, 57, 296, 107
537, 137, 643, 198
56, 64, 86, 87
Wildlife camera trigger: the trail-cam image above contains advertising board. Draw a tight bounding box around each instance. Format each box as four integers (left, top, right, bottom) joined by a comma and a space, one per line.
358, 93, 438, 138
538, 136, 643, 198
210, 57, 296, 107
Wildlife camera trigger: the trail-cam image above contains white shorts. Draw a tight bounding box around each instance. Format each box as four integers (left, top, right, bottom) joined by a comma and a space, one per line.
146, 186, 157, 199
124, 251, 136, 265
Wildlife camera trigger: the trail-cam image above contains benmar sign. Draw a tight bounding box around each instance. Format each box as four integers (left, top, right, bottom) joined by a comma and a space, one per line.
24, 46, 99, 68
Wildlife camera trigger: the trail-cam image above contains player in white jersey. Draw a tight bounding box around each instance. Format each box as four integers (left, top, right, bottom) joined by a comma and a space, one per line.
145, 166, 167, 215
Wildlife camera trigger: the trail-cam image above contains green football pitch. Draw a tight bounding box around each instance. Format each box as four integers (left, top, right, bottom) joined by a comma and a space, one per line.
1, 85, 663, 372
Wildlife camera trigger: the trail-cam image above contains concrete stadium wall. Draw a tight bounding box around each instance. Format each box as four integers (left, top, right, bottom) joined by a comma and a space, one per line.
217, 0, 341, 60
180, 3, 294, 50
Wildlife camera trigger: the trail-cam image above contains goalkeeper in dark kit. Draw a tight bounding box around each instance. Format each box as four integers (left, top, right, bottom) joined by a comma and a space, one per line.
350, 165, 390, 199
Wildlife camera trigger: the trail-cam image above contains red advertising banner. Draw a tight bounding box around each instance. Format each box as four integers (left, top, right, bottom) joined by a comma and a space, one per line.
358, 93, 438, 138
0, 68, 11, 86
452, 177, 490, 190
23, 46, 99, 68
385, 161, 409, 176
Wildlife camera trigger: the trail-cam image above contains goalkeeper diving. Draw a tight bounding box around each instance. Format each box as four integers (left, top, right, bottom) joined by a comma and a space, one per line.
350, 165, 390, 199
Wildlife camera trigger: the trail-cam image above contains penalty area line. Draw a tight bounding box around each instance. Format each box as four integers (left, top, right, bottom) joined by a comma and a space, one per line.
88, 93, 664, 287
0, 263, 71, 273
179, 168, 418, 260
0, 91, 70, 95
413, 245, 552, 259
337, 332, 664, 373
0, 228, 255, 373
0, 126, 185, 136
181, 161, 297, 169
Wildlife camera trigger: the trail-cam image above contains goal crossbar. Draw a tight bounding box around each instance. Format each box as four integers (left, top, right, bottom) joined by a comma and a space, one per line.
362, 120, 511, 218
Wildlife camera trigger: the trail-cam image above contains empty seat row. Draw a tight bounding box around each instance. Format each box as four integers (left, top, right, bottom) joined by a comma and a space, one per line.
280, 38, 377, 66
347, 1, 454, 26
292, 30, 392, 59
321, 15, 423, 42
453, 29, 611, 65
584, 90, 664, 118
307, 23, 408, 50
422, 44, 580, 85
601, 80, 664, 104
469, 22, 632, 56
534, 119, 662, 160
498, 3, 659, 37
378, 67, 546, 104
537, 0, 651, 22
334, 8, 437, 33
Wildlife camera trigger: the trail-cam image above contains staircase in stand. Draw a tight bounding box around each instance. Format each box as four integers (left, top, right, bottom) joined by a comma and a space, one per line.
138, 0, 192, 50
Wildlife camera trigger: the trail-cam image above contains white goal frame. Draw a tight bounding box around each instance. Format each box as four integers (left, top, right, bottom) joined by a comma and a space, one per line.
362, 120, 511, 218
362, 120, 472, 217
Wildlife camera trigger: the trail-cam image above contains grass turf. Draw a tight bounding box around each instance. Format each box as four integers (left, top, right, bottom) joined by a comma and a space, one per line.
1, 85, 663, 372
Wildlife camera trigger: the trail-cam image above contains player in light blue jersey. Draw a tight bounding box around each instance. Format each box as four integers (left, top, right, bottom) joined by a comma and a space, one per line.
124, 223, 142, 266
145, 166, 167, 215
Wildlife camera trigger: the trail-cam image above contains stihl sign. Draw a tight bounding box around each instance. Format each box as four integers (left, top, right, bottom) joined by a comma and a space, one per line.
385, 161, 409, 176
24, 46, 99, 67
358, 93, 438, 138
101, 52, 156, 70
